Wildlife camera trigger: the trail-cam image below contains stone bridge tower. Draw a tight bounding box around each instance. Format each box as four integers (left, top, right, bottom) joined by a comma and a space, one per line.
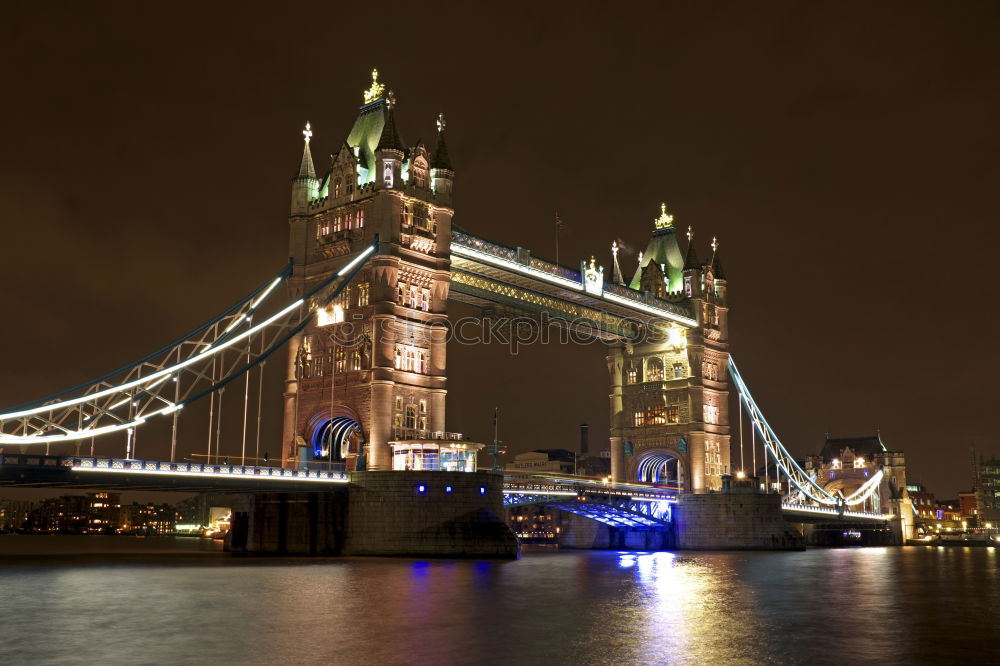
609, 206, 731, 492
281, 70, 454, 470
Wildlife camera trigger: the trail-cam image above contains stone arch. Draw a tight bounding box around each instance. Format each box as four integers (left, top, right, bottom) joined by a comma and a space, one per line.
307, 405, 364, 462
633, 448, 686, 489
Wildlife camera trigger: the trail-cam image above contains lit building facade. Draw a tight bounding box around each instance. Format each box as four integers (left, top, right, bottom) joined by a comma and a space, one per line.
804, 434, 912, 520
609, 209, 731, 491
282, 70, 455, 471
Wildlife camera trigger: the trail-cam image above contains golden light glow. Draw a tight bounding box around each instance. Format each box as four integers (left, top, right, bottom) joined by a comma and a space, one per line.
363, 68, 386, 103
736, 470, 746, 479
317, 304, 345, 327
654, 202, 674, 230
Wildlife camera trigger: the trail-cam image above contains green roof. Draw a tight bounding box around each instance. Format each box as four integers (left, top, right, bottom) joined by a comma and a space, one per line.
630, 227, 685, 293
346, 98, 405, 184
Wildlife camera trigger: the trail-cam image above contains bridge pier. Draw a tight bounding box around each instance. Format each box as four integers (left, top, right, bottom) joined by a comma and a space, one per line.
673, 491, 804, 550
229, 471, 518, 558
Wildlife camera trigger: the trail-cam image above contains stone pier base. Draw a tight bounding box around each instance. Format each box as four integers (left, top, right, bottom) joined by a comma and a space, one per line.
228, 471, 519, 558
674, 492, 804, 550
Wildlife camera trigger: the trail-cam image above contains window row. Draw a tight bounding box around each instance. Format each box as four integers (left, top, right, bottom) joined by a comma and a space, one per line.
704, 441, 723, 477
402, 202, 433, 232
393, 398, 429, 431
703, 404, 719, 425
397, 282, 431, 311
317, 208, 366, 238
632, 405, 680, 427
332, 176, 355, 199
626, 359, 685, 383
703, 361, 722, 381
394, 344, 429, 374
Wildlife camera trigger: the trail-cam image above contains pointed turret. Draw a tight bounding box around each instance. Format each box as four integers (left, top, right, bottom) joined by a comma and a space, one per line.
710, 237, 727, 302
611, 241, 625, 285
684, 234, 700, 270
297, 122, 316, 179
711, 244, 726, 281
431, 114, 453, 171
373, 91, 404, 190
376, 95, 405, 151
431, 112, 455, 200
682, 225, 702, 299
290, 122, 319, 215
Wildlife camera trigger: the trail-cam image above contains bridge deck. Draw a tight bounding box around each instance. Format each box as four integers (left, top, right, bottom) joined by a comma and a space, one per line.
0, 454, 348, 493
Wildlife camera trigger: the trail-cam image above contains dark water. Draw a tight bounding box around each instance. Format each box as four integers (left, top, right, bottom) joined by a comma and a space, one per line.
0, 537, 997, 665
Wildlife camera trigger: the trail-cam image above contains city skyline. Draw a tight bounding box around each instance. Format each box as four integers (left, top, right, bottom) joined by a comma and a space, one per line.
1, 4, 998, 496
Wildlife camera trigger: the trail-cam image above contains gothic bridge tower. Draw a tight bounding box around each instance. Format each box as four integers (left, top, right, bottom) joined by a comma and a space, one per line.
281, 70, 455, 470
609, 205, 731, 492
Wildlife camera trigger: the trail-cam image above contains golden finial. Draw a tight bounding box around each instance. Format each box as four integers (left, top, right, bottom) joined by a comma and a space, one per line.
687, 225, 693, 243
302, 121, 312, 144
711, 236, 718, 253
363, 68, 386, 104
654, 202, 674, 230
437, 112, 446, 133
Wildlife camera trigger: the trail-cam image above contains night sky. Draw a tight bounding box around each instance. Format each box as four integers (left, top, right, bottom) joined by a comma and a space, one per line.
1, 3, 998, 498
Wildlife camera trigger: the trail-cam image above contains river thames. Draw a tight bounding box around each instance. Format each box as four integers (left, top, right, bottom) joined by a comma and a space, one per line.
0, 537, 996, 665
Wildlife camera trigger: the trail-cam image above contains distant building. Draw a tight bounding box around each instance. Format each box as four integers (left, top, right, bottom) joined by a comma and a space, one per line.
959, 491, 979, 523
28, 495, 88, 533
508, 506, 558, 542
907, 482, 937, 521
506, 449, 577, 475
122, 502, 177, 535
977, 456, 1000, 520
936, 499, 961, 522
0, 499, 33, 532
86, 492, 122, 534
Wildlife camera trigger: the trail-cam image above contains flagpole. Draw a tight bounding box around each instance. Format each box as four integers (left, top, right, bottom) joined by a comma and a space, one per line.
555, 212, 560, 265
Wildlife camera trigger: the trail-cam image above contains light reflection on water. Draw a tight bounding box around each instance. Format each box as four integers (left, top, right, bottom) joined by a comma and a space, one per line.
0, 537, 997, 665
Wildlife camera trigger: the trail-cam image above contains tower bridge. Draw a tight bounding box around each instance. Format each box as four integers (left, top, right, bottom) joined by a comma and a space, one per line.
0, 70, 913, 555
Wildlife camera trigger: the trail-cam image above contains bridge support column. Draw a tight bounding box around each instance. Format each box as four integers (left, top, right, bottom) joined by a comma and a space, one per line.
369, 381, 393, 471
280, 334, 301, 467
607, 344, 625, 482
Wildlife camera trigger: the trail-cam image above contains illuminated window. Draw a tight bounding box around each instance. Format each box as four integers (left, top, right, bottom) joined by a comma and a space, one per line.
405, 405, 417, 429
395, 396, 403, 411
626, 366, 637, 384
357, 282, 369, 307
394, 345, 429, 374
397, 282, 406, 305
358, 208, 364, 228
704, 405, 719, 424
420, 288, 430, 312
673, 363, 684, 379
633, 410, 645, 427
318, 217, 331, 237
647, 358, 664, 381
333, 215, 343, 232
334, 179, 342, 197
647, 405, 666, 425
419, 399, 427, 413
667, 406, 679, 423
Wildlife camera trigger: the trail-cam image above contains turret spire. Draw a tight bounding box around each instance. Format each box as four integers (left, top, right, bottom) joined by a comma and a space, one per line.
711, 236, 727, 280
612, 240, 625, 285
376, 93, 404, 151
683, 226, 700, 270
297, 121, 316, 179
431, 112, 453, 170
